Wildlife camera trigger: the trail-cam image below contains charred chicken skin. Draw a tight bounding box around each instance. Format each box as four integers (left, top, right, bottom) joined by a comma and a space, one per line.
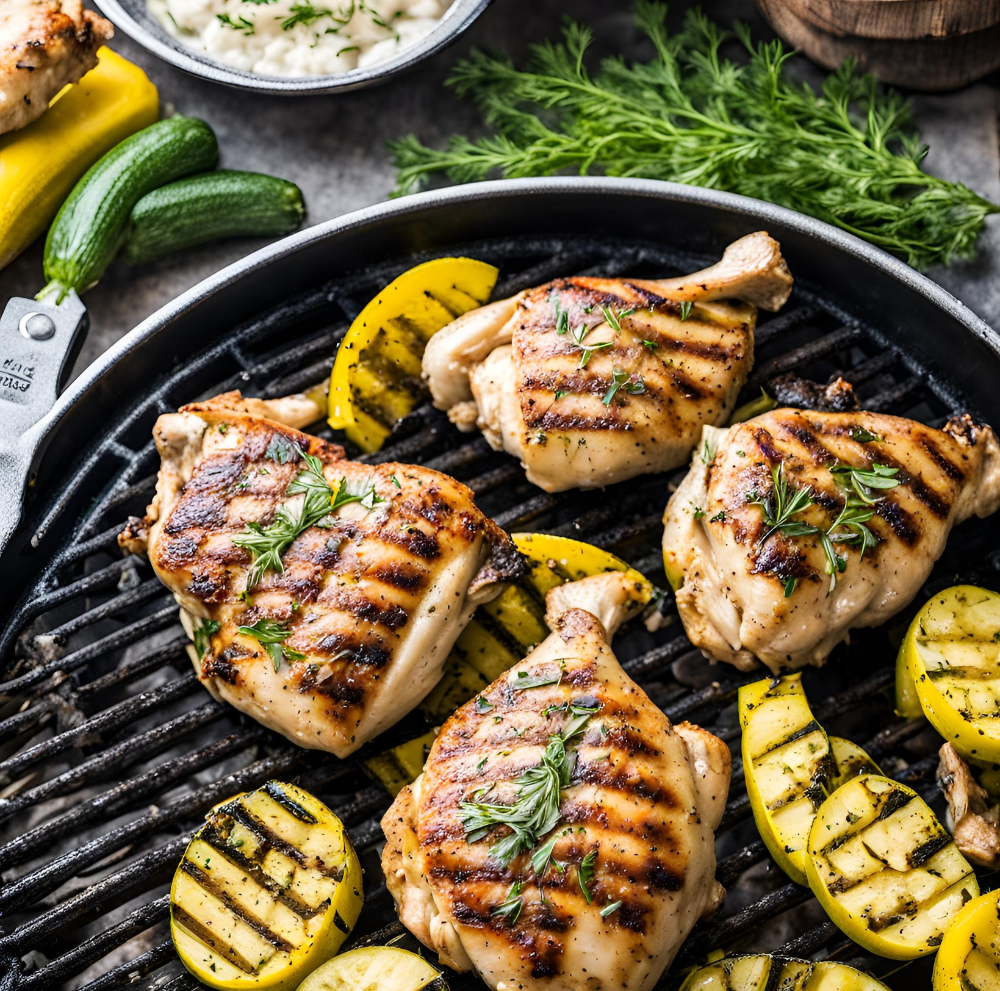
0, 0, 113, 135
382, 572, 730, 991
422, 232, 793, 493
119, 391, 524, 758
663, 406, 1000, 672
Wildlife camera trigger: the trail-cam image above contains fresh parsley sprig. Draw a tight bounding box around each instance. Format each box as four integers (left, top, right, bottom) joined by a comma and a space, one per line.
389, 2, 997, 269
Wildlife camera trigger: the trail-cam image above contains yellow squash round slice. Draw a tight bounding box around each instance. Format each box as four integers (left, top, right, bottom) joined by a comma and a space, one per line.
897, 585, 1000, 760
327, 256, 499, 452
171, 780, 363, 991
365, 534, 654, 794
932, 886, 1000, 991
295, 946, 445, 991
679, 954, 890, 990
805, 773, 979, 959
829, 736, 882, 789
739, 674, 837, 885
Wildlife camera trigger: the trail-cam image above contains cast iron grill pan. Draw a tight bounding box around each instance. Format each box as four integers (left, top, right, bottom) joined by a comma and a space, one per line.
2, 229, 998, 991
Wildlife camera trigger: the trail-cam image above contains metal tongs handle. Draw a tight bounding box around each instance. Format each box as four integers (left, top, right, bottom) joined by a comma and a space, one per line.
0, 292, 88, 556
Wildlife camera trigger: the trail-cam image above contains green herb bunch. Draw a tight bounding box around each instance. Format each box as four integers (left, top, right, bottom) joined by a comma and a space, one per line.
389, 2, 997, 269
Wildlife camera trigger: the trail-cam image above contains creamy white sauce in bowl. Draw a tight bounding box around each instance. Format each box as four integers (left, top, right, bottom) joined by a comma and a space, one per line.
149, 0, 455, 77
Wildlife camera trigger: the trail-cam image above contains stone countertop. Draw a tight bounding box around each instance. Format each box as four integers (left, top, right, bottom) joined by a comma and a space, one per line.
0, 0, 997, 381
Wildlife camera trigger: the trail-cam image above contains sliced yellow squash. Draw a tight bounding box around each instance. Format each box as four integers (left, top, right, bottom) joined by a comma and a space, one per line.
295, 946, 445, 991
896, 585, 1000, 760
171, 781, 363, 991
327, 257, 499, 452
678, 954, 890, 990
806, 773, 979, 959
739, 674, 836, 886
829, 736, 882, 789
365, 534, 654, 794
932, 886, 1000, 991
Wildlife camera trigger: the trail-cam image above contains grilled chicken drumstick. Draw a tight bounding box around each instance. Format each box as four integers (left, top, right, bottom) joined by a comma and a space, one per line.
0, 0, 113, 135
382, 572, 730, 991
119, 390, 524, 758
663, 403, 1000, 672
423, 232, 793, 492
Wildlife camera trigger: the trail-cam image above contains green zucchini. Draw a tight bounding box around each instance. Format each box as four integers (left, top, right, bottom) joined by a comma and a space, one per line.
39, 116, 218, 300
121, 170, 305, 264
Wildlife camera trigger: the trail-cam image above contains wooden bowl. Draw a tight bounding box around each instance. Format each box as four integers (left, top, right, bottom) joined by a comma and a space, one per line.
756, 0, 1000, 91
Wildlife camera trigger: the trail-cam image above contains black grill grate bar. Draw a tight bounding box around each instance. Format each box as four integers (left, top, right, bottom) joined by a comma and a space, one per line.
752, 304, 822, 346
77, 473, 159, 540
0, 749, 304, 912
20, 894, 171, 991
863, 377, 923, 414
621, 636, 692, 678
776, 920, 843, 959
716, 839, 768, 888
49, 941, 179, 991
36, 580, 168, 645
493, 492, 558, 531
423, 437, 495, 475
585, 513, 664, 553
0, 724, 253, 870
0, 701, 54, 748
0, 606, 181, 698
746, 325, 863, 392
0, 701, 230, 840
465, 464, 526, 496
674, 883, 814, 969
0, 663, 196, 786
0, 837, 187, 954
254, 331, 347, 395
12, 558, 139, 628
844, 349, 900, 386
77, 644, 191, 700
494, 250, 609, 298
57, 522, 126, 567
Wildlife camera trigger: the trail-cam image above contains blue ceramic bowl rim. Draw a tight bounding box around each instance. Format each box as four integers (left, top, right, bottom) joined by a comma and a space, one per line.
93, 0, 490, 94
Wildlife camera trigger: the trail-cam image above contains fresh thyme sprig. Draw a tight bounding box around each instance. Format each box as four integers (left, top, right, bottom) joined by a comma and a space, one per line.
459, 709, 595, 867
748, 462, 900, 595
389, 2, 997, 269
569, 323, 614, 368
233, 447, 384, 588
238, 618, 306, 672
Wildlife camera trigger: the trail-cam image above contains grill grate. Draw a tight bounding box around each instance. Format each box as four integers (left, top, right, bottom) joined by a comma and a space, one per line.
2, 235, 997, 991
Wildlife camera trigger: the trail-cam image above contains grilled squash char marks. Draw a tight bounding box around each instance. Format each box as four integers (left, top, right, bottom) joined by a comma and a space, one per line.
423, 232, 793, 493
382, 573, 730, 991
663, 407, 1000, 672
120, 390, 524, 758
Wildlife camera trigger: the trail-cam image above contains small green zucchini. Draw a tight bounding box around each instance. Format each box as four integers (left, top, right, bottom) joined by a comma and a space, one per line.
40, 116, 218, 300
121, 170, 305, 264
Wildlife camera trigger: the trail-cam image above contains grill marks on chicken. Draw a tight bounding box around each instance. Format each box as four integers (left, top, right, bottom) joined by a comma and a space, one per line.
119, 391, 523, 757
662, 408, 1000, 672
422, 232, 793, 492
0, 0, 113, 134
382, 573, 730, 991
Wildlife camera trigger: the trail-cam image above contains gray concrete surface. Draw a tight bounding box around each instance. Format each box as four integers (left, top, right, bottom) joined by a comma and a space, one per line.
0, 0, 997, 382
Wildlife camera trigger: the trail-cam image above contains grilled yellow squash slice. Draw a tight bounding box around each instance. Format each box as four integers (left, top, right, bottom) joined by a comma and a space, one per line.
740, 674, 837, 885
829, 736, 882, 788
896, 585, 1000, 760
366, 534, 654, 794
171, 781, 363, 991
806, 773, 979, 959
327, 257, 499, 452
678, 953, 890, 990
932, 886, 1000, 991
295, 946, 446, 991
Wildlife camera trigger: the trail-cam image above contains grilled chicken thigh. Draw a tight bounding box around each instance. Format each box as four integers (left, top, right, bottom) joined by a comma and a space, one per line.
119, 391, 523, 757
382, 572, 730, 991
0, 0, 113, 134
423, 232, 793, 492
663, 407, 1000, 672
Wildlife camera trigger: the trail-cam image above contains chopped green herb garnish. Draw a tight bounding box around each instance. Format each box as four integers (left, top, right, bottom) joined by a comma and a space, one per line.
475, 695, 495, 713
280, 2, 331, 29
218, 423, 229, 434
600, 305, 624, 335
709, 510, 726, 523
390, 474, 402, 488
578, 849, 597, 904
238, 618, 306, 672
217, 12, 254, 32
850, 427, 883, 444
678, 301, 693, 321
700, 438, 715, 465
602, 367, 644, 406
554, 389, 569, 400
513, 670, 562, 691
600, 899, 622, 918
491, 881, 524, 925
193, 619, 221, 659
642, 339, 658, 350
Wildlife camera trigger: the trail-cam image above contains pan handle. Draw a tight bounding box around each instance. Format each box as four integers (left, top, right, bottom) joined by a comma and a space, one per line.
0, 292, 88, 556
